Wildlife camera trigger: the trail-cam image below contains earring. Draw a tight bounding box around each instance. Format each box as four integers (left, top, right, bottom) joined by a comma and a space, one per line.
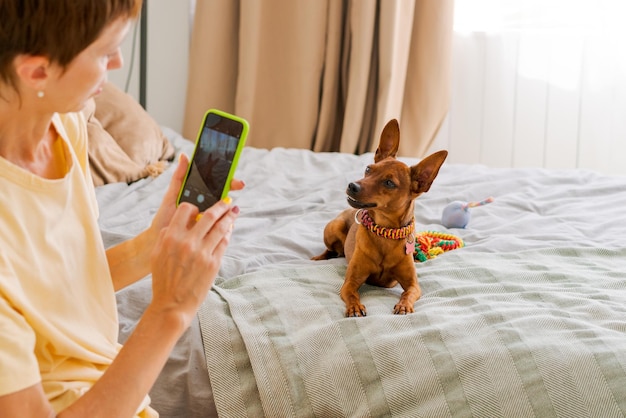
37, 91, 44, 98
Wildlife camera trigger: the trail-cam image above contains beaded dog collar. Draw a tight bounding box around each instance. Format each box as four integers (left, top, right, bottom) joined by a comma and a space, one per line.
355, 209, 415, 239
355, 209, 416, 254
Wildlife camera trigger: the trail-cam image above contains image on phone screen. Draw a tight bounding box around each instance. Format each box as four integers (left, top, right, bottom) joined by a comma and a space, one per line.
178, 112, 244, 212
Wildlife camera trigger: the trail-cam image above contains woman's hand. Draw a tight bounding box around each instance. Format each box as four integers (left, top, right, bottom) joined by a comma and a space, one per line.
149, 197, 239, 327
146, 153, 243, 325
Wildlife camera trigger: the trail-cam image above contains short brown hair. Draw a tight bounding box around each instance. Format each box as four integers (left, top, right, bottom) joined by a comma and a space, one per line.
0, 0, 143, 93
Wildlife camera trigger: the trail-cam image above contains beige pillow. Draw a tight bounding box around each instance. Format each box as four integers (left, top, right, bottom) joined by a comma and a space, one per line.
83, 82, 175, 186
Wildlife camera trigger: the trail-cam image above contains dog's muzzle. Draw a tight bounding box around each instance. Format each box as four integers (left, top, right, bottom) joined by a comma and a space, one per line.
346, 182, 376, 209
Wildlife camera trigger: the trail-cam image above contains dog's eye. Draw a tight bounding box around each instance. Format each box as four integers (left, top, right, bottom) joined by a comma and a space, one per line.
384, 179, 396, 189
365, 166, 371, 175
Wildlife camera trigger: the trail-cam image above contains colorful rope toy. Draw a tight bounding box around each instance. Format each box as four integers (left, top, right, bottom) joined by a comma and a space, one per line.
441, 197, 494, 229
413, 231, 465, 262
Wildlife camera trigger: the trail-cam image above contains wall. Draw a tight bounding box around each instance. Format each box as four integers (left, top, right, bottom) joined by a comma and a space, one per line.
108, 0, 191, 134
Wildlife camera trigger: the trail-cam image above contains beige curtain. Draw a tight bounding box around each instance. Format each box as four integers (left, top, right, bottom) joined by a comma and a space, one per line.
183, 0, 454, 157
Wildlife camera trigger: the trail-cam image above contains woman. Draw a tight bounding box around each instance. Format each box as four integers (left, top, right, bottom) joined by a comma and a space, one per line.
0, 1, 240, 416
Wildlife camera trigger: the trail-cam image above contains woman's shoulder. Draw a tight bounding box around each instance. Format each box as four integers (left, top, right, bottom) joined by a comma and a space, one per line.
53, 112, 90, 177
54, 112, 88, 147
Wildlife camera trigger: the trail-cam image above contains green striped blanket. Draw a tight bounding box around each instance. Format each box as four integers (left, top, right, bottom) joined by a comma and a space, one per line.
199, 248, 626, 417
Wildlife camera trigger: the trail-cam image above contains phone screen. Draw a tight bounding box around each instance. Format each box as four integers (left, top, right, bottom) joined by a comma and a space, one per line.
178, 112, 245, 212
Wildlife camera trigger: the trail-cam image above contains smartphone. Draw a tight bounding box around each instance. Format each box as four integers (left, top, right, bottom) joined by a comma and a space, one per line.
177, 109, 249, 212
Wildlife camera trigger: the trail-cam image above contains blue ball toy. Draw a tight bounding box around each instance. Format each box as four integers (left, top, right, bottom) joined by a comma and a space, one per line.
442, 197, 493, 229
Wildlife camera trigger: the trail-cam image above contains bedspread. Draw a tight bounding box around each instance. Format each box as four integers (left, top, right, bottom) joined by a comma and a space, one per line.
100, 127, 626, 417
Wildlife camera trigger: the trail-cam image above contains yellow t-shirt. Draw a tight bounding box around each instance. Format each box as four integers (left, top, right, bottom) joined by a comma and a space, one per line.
0, 113, 155, 416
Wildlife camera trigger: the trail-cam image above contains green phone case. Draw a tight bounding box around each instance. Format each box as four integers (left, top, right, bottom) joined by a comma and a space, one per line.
177, 109, 249, 208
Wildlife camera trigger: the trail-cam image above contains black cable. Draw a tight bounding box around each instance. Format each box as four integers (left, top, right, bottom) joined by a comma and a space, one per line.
139, 1, 148, 108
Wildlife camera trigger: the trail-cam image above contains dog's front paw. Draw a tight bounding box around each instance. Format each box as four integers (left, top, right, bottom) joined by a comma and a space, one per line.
393, 302, 415, 315
345, 303, 367, 317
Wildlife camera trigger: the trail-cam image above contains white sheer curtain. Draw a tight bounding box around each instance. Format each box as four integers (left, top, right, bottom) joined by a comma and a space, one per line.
430, 0, 626, 174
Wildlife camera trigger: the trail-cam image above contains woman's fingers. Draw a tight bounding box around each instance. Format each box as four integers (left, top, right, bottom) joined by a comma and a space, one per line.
164, 153, 190, 202
150, 154, 190, 233
192, 208, 237, 273
230, 178, 245, 191
151, 198, 239, 307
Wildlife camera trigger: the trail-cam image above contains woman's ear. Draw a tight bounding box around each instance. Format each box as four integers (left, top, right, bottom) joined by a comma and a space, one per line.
13, 55, 51, 92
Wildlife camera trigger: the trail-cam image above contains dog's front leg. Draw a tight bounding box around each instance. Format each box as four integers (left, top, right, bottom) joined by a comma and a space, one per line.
393, 275, 422, 315
340, 279, 367, 317
340, 260, 375, 317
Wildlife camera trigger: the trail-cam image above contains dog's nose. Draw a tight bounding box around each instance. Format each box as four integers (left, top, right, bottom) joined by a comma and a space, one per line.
347, 182, 361, 194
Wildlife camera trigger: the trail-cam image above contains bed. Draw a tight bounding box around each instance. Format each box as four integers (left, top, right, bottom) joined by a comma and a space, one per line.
98, 126, 626, 417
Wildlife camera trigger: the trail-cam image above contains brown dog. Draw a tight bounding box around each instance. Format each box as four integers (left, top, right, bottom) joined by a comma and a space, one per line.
312, 119, 448, 317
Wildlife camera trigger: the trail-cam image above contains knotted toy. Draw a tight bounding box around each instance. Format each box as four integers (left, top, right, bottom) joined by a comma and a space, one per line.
413, 231, 464, 262
442, 197, 494, 229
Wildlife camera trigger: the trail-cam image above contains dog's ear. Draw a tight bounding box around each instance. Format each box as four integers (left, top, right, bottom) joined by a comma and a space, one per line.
410, 150, 448, 194
374, 119, 400, 162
